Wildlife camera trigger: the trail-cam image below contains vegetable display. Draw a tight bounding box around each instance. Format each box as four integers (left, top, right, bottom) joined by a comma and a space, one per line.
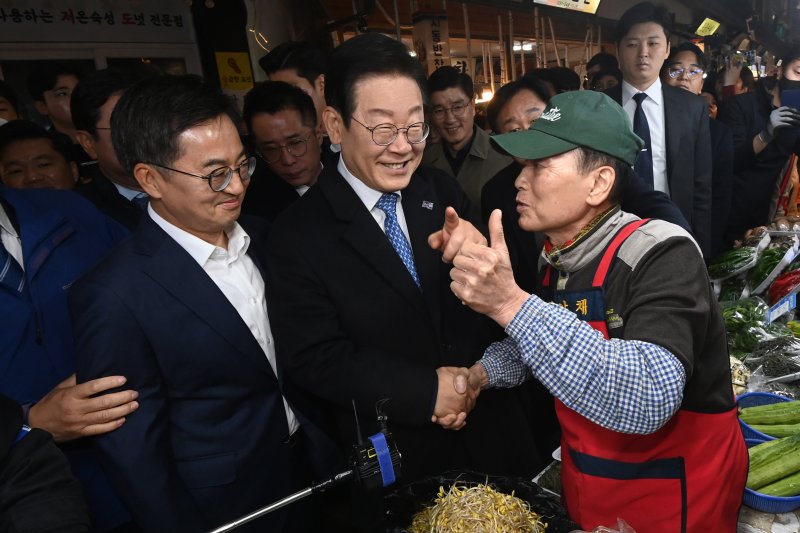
746, 434, 800, 495
410, 483, 546, 533
708, 247, 758, 280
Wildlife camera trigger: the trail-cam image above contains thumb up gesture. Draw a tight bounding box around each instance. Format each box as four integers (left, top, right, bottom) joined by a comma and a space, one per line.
450, 209, 530, 327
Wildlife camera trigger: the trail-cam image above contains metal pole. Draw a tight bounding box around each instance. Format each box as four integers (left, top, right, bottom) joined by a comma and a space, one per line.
549, 17, 560, 66
463, 3, 472, 78
509, 11, 516, 81
533, 7, 540, 68
520, 43, 526, 75
488, 43, 495, 94
540, 14, 547, 68
393, 0, 401, 41
482, 42, 488, 85
497, 14, 504, 85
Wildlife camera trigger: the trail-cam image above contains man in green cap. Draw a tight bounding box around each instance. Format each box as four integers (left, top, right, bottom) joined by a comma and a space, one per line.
445, 90, 747, 533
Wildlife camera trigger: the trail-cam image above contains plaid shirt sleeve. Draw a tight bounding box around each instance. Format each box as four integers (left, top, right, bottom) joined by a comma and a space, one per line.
481, 295, 687, 435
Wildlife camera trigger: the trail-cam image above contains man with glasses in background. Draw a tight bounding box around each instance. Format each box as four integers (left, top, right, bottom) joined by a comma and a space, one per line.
422, 66, 511, 218
70, 75, 334, 532
242, 81, 323, 221
267, 33, 544, 532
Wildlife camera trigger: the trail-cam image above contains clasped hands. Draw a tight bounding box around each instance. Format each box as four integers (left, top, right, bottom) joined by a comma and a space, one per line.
431, 365, 483, 430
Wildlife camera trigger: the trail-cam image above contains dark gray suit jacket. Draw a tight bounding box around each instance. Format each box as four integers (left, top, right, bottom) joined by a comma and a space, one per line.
607, 83, 713, 256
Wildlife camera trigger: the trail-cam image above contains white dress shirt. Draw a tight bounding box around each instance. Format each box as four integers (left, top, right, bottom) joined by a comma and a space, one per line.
338, 156, 412, 240
0, 203, 24, 269
147, 205, 299, 434
622, 78, 668, 195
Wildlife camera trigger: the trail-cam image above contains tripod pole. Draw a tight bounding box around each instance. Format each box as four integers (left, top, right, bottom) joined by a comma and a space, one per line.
208, 470, 354, 533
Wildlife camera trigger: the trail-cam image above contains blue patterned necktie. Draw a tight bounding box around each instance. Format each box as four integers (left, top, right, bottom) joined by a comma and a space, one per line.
632, 92, 654, 187
375, 193, 420, 288
0, 241, 25, 293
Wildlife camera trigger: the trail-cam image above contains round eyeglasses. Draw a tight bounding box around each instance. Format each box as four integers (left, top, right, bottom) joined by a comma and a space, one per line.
667, 66, 705, 80
259, 134, 312, 163
350, 116, 430, 146
146, 156, 256, 192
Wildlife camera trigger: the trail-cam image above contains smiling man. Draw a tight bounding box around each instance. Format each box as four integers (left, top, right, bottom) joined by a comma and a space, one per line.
0, 120, 78, 190
69, 75, 329, 533
266, 33, 544, 532
606, 2, 712, 257
450, 90, 746, 533
422, 66, 511, 218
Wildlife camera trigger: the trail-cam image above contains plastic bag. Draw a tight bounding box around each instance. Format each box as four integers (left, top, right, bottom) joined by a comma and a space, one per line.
708, 246, 758, 281
768, 269, 800, 305
569, 518, 637, 533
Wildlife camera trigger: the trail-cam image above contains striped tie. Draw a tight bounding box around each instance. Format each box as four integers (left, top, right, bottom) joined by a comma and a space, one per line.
0, 242, 25, 292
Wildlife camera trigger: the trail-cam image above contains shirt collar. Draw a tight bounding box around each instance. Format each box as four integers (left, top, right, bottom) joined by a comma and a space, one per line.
0, 202, 17, 239
622, 78, 663, 106
147, 204, 249, 267
113, 181, 146, 201
337, 155, 402, 211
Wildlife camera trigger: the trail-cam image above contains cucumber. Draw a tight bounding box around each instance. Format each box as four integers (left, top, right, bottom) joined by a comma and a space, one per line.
757, 470, 800, 497
750, 423, 800, 438
740, 400, 800, 425
747, 434, 800, 490
749, 438, 788, 471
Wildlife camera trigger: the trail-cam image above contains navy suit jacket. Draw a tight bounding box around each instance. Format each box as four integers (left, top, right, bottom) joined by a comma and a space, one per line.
607, 83, 713, 256
71, 214, 336, 533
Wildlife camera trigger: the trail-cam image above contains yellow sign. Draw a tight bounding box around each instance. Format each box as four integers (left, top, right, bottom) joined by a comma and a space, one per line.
215, 52, 254, 91
533, 0, 602, 15
695, 18, 720, 37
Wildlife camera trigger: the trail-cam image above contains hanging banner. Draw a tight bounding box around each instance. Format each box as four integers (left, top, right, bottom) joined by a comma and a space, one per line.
412, 11, 451, 75
532, 0, 602, 15
0, 0, 194, 43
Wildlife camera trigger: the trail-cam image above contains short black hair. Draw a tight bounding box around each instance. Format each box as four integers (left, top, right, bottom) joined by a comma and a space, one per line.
325, 33, 427, 129
111, 75, 240, 177
258, 41, 329, 87
0, 80, 20, 117
71, 68, 153, 136
591, 67, 623, 89
428, 66, 474, 100
782, 47, 800, 75
0, 119, 75, 163
575, 146, 631, 205
486, 76, 551, 133
26, 61, 82, 102
667, 42, 706, 71
243, 81, 317, 134
587, 52, 619, 72
616, 2, 672, 45
533, 67, 581, 94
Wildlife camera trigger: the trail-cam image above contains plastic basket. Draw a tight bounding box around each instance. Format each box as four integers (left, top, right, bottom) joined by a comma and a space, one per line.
743, 438, 800, 513
737, 391, 792, 441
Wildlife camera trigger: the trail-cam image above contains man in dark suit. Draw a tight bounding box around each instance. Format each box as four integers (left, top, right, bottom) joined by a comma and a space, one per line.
241, 81, 323, 222
606, 2, 712, 257
72, 68, 151, 230
267, 33, 544, 531
70, 75, 330, 533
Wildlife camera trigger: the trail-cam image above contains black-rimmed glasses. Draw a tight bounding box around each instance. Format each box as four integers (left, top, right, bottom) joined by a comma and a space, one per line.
350, 116, 430, 146
667, 66, 705, 80
258, 134, 312, 163
146, 156, 256, 192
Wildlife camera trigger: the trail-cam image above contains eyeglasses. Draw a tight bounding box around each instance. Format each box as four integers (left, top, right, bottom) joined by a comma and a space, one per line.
350, 116, 430, 146
146, 156, 256, 192
430, 102, 470, 119
667, 66, 705, 80
258, 134, 312, 163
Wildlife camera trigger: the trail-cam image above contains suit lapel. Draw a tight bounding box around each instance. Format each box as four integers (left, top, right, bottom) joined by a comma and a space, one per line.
401, 174, 443, 327
136, 217, 275, 377
320, 168, 429, 315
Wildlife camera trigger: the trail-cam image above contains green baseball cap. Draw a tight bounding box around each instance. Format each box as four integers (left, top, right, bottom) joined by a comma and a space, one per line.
490, 90, 644, 166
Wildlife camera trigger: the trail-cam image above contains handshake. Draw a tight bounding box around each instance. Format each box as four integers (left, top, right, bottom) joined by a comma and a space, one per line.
431, 363, 488, 430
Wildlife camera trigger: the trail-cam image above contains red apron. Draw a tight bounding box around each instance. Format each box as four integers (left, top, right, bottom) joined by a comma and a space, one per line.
543, 220, 747, 533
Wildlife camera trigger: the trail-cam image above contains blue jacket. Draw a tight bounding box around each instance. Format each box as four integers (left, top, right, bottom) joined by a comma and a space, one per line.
0, 185, 130, 531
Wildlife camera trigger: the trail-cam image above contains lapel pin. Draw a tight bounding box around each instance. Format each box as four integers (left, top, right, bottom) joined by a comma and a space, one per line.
421, 200, 434, 210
